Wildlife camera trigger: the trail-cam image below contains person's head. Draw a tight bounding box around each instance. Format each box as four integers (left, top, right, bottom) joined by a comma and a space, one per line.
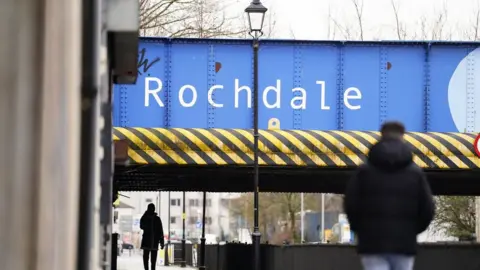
380, 121, 405, 140
147, 203, 155, 213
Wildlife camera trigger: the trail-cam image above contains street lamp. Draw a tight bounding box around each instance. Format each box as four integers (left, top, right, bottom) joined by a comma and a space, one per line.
245, 2, 267, 270
245, 0, 268, 38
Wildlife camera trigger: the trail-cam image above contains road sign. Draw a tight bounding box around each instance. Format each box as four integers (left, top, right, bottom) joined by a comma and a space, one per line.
474, 134, 480, 157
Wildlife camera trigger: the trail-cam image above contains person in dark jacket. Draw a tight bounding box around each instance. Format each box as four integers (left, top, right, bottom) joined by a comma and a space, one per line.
140, 203, 165, 270
344, 121, 435, 270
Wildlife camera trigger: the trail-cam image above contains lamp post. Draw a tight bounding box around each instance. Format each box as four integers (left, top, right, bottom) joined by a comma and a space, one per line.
245, 2, 267, 270
181, 191, 186, 268
199, 192, 207, 270
165, 191, 171, 266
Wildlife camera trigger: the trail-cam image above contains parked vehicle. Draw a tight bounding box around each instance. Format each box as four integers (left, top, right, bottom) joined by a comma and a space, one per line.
122, 242, 134, 250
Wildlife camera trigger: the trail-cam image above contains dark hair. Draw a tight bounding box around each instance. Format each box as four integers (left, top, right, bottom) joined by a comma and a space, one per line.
380, 121, 405, 137
147, 203, 155, 212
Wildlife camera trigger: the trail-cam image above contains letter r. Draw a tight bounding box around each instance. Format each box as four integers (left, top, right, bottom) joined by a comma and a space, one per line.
145, 77, 164, 107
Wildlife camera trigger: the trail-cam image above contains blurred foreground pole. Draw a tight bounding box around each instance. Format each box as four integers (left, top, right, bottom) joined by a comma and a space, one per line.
0, 1, 81, 270
77, 0, 101, 266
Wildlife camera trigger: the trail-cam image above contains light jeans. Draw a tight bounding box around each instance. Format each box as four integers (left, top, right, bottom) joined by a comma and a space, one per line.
361, 254, 414, 270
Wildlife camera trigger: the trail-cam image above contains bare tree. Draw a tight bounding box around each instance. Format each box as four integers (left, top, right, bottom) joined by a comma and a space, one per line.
230, 192, 335, 243
390, 2, 453, 41
327, 0, 363, 40
177, 0, 245, 38
351, 0, 364, 40
431, 196, 476, 239
289, 26, 296, 40
328, 0, 458, 41
429, 2, 449, 40
329, 14, 355, 40
390, 0, 407, 40
139, 0, 191, 36
464, 5, 480, 41
263, 10, 277, 38
140, 0, 245, 38
326, 4, 337, 40
416, 15, 428, 40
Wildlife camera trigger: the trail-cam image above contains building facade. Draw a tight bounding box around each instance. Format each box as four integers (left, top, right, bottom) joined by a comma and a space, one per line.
121, 191, 240, 242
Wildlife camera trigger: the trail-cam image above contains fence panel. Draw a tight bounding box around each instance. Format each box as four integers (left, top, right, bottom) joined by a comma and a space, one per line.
202, 243, 480, 270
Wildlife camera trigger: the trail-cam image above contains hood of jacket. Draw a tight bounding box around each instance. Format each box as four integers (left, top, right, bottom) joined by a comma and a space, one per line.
368, 138, 413, 172
144, 211, 158, 216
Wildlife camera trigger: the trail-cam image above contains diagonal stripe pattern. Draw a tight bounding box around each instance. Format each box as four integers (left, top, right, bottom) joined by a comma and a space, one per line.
113, 128, 480, 169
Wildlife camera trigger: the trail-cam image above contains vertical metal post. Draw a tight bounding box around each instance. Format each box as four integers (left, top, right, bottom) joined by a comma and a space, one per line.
165, 191, 171, 266
321, 193, 325, 243
199, 192, 207, 270
78, 0, 100, 266
300, 193, 304, 243
181, 191, 187, 267
252, 37, 261, 270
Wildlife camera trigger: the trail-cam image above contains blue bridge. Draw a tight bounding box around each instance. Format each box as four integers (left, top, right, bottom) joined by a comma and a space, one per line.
113, 38, 480, 195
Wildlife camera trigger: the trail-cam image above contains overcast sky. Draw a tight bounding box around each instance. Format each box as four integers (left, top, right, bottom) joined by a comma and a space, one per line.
227, 0, 480, 40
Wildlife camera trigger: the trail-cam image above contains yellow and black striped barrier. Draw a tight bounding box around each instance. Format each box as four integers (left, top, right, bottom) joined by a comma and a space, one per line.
113, 192, 120, 208
113, 127, 480, 170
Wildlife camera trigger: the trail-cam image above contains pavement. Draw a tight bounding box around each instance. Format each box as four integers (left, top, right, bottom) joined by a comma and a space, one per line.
117, 251, 194, 270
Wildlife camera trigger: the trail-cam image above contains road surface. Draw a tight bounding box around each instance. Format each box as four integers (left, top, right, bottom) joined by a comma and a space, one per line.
118, 251, 194, 270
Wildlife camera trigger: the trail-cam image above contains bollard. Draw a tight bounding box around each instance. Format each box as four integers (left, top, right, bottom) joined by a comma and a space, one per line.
111, 233, 118, 270
165, 242, 170, 266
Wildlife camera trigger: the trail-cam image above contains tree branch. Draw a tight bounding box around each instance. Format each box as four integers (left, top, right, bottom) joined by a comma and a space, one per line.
351, 0, 364, 40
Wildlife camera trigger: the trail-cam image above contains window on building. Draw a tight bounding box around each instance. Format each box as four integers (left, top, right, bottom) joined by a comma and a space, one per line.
170, 217, 177, 224
206, 217, 213, 225
170, 199, 180, 206
145, 198, 153, 203
220, 198, 229, 207
188, 217, 197, 225
189, 199, 199, 207
206, 199, 212, 207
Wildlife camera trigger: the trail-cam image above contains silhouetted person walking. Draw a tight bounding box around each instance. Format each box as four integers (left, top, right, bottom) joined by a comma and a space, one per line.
344, 121, 435, 270
140, 203, 164, 270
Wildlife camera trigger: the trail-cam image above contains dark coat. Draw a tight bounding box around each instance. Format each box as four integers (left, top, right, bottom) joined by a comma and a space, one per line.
140, 211, 164, 250
344, 138, 435, 255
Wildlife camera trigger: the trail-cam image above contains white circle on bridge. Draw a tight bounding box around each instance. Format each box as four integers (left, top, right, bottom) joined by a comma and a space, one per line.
474, 134, 480, 158
448, 47, 480, 132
